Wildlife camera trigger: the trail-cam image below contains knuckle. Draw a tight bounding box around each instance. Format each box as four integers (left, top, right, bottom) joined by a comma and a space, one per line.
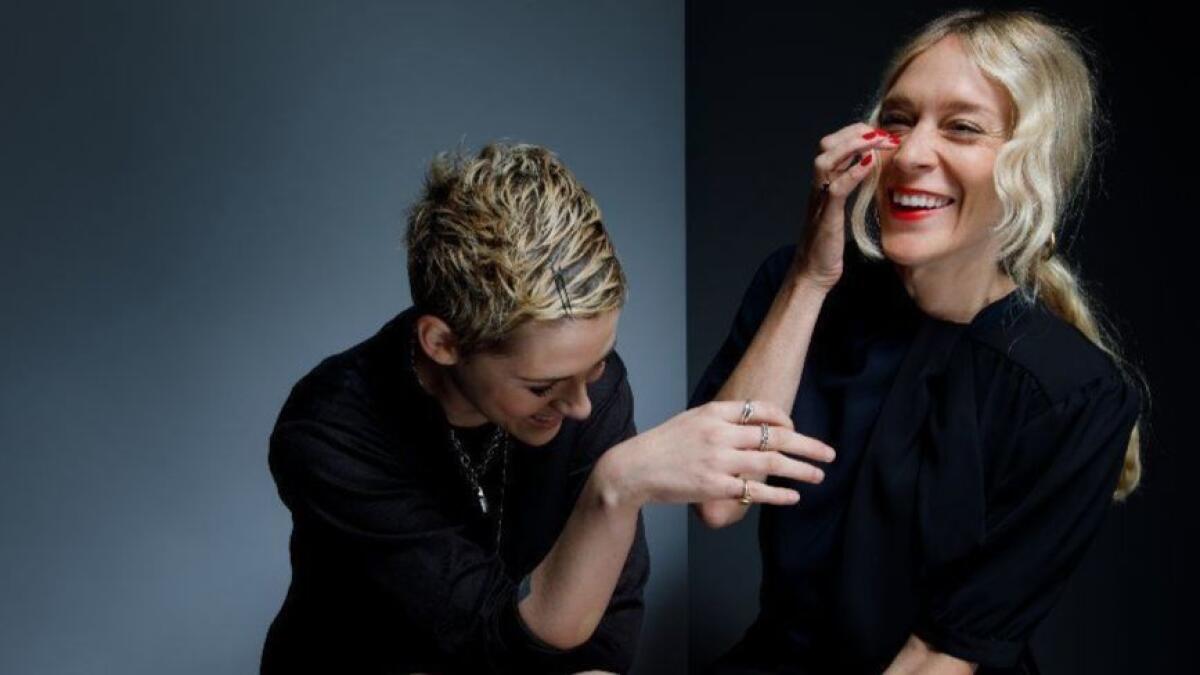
708, 474, 732, 497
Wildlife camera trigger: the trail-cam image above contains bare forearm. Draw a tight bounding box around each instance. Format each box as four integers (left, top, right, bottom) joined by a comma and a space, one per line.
714, 267, 828, 411
518, 453, 640, 650
695, 268, 829, 527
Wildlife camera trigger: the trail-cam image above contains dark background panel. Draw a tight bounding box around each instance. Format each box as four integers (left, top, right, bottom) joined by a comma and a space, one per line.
686, 1, 1196, 672
0, 1, 685, 673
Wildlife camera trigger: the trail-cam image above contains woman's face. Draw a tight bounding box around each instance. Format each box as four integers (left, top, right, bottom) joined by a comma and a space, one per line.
875, 36, 1013, 271
449, 309, 619, 447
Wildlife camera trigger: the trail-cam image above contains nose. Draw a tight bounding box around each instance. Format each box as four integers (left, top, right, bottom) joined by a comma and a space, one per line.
890, 123, 938, 175
554, 379, 592, 421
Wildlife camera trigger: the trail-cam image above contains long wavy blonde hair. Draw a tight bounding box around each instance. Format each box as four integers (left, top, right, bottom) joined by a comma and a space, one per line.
847, 9, 1147, 500
406, 142, 626, 354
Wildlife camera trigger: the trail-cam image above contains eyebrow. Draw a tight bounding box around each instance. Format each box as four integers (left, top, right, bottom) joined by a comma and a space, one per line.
518, 340, 618, 384
879, 94, 999, 119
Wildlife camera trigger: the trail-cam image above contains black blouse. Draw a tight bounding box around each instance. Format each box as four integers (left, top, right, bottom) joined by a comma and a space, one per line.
261, 308, 649, 674
692, 245, 1140, 674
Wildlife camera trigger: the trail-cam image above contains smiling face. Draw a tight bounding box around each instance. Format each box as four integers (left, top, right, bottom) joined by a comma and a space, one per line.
875, 36, 1013, 272
445, 309, 620, 447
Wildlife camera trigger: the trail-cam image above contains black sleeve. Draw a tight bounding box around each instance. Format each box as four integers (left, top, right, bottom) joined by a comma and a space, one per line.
269, 357, 647, 674
915, 373, 1141, 668
270, 420, 538, 672
690, 245, 797, 408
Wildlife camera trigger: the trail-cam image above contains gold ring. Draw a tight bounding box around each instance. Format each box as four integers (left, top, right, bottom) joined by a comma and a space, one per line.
739, 400, 754, 425
739, 478, 752, 505
759, 423, 770, 452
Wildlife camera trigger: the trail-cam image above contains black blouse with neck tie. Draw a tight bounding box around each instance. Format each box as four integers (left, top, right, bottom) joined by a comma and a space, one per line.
693, 245, 1140, 674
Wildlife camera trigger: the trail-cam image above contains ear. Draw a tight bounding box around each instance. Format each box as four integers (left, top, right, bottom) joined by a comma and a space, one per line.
414, 315, 462, 366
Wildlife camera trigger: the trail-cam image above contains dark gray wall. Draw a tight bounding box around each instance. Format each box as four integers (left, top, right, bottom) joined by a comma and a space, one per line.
1, 1, 684, 673
686, 2, 1195, 673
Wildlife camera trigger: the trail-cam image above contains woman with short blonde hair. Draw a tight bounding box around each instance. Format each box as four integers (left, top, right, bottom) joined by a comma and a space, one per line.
263, 142, 834, 673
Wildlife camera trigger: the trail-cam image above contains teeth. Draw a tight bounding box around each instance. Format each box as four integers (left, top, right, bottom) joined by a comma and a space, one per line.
891, 191, 951, 209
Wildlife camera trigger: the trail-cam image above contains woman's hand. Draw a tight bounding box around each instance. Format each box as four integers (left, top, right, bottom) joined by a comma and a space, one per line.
592, 400, 836, 510
796, 123, 899, 290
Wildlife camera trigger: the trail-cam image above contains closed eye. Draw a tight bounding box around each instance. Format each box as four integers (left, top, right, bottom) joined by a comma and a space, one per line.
587, 360, 606, 383
879, 113, 910, 128
949, 120, 983, 134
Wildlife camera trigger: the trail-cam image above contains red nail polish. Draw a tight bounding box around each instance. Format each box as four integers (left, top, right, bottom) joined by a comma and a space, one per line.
860, 153, 873, 166
862, 131, 878, 139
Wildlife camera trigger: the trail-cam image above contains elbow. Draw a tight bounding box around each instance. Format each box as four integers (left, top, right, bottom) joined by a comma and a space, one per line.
693, 502, 742, 529
538, 630, 591, 651
527, 620, 596, 651
518, 600, 601, 651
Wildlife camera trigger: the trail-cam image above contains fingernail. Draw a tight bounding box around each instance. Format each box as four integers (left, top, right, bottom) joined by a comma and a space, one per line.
862, 131, 878, 139
860, 153, 873, 166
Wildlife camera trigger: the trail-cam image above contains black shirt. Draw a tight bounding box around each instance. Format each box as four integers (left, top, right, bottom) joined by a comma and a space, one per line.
692, 246, 1140, 674
262, 308, 649, 674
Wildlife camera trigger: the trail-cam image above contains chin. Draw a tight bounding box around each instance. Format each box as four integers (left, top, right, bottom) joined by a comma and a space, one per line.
879, 229, 939, 267
510, 419, 563, 447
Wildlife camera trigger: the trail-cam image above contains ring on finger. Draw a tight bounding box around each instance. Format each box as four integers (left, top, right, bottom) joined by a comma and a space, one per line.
739, 477, 752, 505
739, 400, 754, 425
759, 423, 770, 452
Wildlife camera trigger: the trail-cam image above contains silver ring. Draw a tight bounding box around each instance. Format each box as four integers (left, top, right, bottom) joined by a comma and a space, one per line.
739, 400, 754, 425
759, 423, 770, 452
739, 478, 752, 505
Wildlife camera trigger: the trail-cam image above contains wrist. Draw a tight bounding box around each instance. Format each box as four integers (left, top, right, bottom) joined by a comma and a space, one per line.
588, 442, 647, 513
780, 269, 834, 308
785, 255, 836, 291
790, 267, 837, 295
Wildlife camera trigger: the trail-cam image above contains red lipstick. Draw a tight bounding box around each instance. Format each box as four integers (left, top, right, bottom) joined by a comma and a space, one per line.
884, 187, 956, 222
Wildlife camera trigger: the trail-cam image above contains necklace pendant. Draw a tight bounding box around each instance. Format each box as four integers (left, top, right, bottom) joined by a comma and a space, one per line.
477, 486, 489, 514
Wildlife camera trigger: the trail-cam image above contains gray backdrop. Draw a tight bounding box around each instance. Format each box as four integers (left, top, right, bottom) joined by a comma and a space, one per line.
0, 1, 685, 673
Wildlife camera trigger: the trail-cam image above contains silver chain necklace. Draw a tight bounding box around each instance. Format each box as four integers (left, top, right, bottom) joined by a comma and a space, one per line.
410, 327, 510, 548
446, 425, 507, 515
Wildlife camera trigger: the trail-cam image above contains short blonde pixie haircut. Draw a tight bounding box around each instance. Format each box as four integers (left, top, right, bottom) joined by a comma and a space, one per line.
406, 142, 626, 354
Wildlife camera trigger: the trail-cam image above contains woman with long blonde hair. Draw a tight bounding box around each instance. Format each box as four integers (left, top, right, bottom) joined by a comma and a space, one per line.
694, 9, 1146, 674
